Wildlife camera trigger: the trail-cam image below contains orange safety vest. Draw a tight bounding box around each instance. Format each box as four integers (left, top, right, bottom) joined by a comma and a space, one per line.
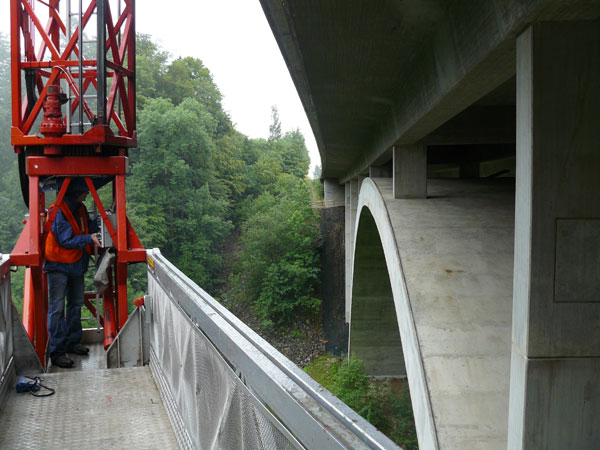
45, 202, 92, 263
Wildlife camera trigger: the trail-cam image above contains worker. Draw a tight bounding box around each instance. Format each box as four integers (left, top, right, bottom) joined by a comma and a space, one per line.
44, 178, 101, 368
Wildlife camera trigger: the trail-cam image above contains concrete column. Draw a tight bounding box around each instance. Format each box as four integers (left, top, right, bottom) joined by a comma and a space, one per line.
355, 175, 366, 195
344, 179, 359, 322
393, 144, 427, 198
369, 164, 392, 178
323, 178, 344, 207
508, 21, 600, 450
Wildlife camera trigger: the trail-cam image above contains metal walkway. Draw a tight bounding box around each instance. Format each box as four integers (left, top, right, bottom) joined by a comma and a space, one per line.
0, 362, 178, 449
0, 251, 400, 450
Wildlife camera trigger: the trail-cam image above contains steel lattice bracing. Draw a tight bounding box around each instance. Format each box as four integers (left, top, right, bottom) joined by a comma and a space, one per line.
9, 0, 144, 364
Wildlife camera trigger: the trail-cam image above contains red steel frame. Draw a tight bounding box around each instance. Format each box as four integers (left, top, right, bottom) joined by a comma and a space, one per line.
9, 0, 144, 365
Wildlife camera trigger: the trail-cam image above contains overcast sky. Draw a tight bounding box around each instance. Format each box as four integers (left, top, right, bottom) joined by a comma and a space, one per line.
0, 1, 321, 173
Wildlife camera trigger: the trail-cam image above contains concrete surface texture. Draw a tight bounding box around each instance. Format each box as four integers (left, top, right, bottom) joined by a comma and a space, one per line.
344, 179, 359, 320
319, 206, 348, 354
259, 0, 600, 182
260, 0, 600, 447
508, 20, 600, 450
393, 144, 427, 199
349, 177, 515, 450
323, 178, 345, 207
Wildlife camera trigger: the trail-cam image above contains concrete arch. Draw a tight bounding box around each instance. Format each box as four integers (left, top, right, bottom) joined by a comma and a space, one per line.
348, 177, 439, 450
348, 177, 515, 450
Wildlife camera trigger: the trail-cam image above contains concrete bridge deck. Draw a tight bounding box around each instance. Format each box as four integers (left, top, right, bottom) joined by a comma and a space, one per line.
350, 178, 514, 449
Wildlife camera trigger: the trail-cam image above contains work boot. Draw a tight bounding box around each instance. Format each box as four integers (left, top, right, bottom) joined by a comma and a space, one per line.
51, 355, 75, 368
66, 343, 89, 356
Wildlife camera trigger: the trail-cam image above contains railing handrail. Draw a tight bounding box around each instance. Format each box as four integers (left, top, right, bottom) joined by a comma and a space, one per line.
148, 249, 400, 450
0, 254, 15, 411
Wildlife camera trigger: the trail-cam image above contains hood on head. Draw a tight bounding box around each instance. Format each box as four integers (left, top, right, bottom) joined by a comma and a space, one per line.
60, 177, 89, 201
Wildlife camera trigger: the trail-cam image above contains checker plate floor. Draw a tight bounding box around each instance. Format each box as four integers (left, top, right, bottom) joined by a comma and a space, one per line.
0, 365, 179, 449
49, 341, 108, 373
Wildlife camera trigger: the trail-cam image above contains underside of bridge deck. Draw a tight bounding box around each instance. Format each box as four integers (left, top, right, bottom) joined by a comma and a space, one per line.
260, 0, 599, 182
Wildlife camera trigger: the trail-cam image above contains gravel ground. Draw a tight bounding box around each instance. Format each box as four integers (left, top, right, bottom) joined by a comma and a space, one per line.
227, 301, 326, 368
217, 229, 327, 368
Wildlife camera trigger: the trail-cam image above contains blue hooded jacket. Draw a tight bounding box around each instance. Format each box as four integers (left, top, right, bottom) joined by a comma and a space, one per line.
43, 180, 100, 276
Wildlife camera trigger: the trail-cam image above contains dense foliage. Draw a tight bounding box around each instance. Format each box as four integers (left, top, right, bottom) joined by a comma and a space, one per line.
0, 31, 413, 448
0, 32, 320, 327
0, 33, 25, 255
237, 174, 321, 327
305, 355, 418, 450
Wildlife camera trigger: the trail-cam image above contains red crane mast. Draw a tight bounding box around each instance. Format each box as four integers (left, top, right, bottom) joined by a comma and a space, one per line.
9, 0, 144, 365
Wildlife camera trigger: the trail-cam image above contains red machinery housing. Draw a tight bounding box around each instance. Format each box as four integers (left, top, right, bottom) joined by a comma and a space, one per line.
9, 0, 144, 365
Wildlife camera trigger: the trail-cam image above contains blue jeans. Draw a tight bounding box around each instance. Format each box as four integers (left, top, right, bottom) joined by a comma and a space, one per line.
47, 272, 85, 359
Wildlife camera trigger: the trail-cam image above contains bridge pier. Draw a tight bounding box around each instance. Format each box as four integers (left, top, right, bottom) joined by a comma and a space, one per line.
508, 20, 600, 450
323, 178, 344, 207
393, 144, 427, 199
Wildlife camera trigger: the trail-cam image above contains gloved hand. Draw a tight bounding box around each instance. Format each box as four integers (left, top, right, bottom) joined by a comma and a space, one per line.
91, 233, 101, 247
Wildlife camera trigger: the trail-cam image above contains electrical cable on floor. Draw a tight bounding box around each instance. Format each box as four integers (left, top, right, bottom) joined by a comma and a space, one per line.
15, 376, 55, 397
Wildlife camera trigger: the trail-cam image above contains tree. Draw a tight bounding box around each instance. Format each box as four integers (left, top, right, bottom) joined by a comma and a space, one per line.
0, 33, 26, 253
0, 32, 12, 165
158, 56, 231, 137
312, 165, 322, 179
269, 105, 282, 140
277, 129, 310, 178
128, 98, 232, 289
135, 36, 232, 136
136, 34, 169, 110
245, 153, 283, 198
212, 132, 248, 204
237, 174, 322, 327
0, 32, 322, 331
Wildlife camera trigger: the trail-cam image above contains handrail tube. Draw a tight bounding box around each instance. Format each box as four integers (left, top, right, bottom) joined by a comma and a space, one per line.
149, 249, 400, 450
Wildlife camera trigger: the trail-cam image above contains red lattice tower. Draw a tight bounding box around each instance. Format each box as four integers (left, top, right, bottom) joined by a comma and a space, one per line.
10, 0, 144, 365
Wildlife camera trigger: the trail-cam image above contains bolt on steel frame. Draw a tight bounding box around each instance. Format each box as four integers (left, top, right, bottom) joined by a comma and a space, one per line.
9, 0, 144, 365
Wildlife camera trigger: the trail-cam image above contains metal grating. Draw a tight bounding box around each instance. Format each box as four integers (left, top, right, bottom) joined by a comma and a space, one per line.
150, 348, 194, 450
148, 273, 301, 450
49, 341, 107, 373
0, 366, 179, 449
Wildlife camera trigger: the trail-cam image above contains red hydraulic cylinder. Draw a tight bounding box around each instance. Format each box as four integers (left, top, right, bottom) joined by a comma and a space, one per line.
31, 266, 47, 363
22, 268, 34, 341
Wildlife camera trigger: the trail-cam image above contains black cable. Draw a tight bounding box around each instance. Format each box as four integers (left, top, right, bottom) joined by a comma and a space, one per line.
18, 376, 55, 397
19, 69, 38, 208
18, 151, 29, 207
30, 378, 55, 397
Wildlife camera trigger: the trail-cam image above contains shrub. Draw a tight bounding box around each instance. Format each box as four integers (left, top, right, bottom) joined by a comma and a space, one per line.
237, 174, 322, 327
305, 355, 418, 450
333, 356, 370, 411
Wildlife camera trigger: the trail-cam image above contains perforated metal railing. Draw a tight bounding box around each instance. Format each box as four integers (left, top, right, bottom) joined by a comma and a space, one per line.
0, 250, 400, 449
0, 255, 15, 411
145, 249, 400, 449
